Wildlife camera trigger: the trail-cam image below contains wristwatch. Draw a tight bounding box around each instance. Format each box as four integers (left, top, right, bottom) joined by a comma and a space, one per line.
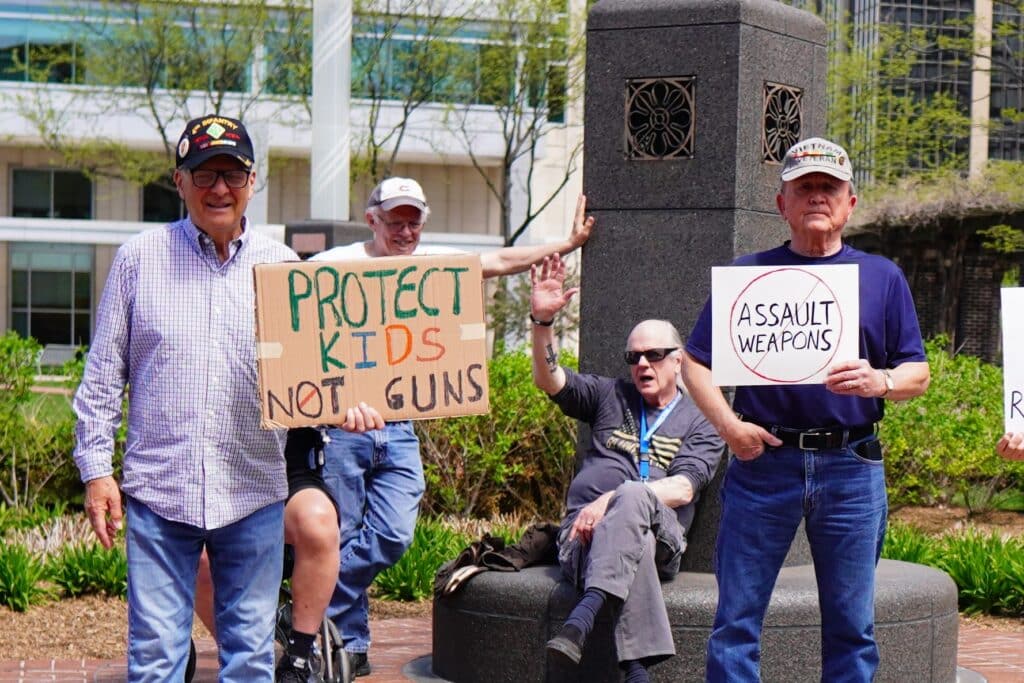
529, 313, 554, 327
881, 369, 895, 398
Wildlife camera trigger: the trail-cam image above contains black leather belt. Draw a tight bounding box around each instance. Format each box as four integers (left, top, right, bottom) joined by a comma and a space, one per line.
742, 418, 875, 451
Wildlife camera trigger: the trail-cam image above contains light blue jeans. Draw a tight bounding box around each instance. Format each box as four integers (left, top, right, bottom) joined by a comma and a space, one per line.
705, 438, 888, 683
125, 497, 284, 682
321, 421, 424, 654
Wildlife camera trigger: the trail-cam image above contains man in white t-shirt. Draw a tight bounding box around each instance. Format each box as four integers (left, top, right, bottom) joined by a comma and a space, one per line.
302, 177, 595, 676
194, 177, 592, 680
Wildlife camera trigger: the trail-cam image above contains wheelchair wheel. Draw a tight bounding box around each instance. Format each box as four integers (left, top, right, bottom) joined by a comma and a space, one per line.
319, 616, 352, 683
274, 598, 292, 668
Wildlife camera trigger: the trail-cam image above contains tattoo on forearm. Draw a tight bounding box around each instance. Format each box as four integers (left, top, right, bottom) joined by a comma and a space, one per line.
545, 344, 558, 373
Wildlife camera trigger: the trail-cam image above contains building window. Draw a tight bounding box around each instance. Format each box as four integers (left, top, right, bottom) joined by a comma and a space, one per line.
10, 243, 93, 347
0, 21, 84, 84
142, 178, 185, 223
11, 169, 92, 218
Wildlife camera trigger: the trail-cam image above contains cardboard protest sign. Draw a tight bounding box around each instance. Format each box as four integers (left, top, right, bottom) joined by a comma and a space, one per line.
711, 264, 859, 386
1001, 287, 1024, 432
254, 254, 490, 428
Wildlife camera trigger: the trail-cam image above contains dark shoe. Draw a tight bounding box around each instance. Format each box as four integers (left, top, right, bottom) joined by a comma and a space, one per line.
276, 653, 323, 683
185, 638, 197, 683
348, 651, 371, 677
546, 624, 585, 665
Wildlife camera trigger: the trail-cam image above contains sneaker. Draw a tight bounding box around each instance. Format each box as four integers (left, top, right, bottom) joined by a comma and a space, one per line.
276, 653, 323, 683
347, 651, 372, 677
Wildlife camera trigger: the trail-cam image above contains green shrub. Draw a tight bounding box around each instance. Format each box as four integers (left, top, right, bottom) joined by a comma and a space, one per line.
881, 336, 1024, 510
416, 349, 577, 520
0, 332, 85, 507
0, 542, 50, 611
373, 518, 470, 601
938, 529, 1024, 616
436, 513, 531, 543
0, 501, 68, 533
48, 542, 127, 598
881, 524, 1024, 617
4, 399, 81, 506
880, 522, 941, 566
0, 332, 39, 422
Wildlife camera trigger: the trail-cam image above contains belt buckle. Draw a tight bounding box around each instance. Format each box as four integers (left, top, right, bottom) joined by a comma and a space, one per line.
798, 431, 821, 451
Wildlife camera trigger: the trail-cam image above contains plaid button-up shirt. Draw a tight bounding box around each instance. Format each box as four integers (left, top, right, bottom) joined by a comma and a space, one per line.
73, 218, 297, 529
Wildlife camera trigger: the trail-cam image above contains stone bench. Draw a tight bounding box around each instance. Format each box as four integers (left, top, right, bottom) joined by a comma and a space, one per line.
431, 559, 958, 682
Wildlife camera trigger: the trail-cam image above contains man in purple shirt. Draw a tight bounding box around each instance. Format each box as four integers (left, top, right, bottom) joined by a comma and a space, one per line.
73, 115, 379, 682
681, 138, 930, 682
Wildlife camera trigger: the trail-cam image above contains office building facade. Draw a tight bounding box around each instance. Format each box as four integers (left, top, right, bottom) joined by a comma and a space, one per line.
0, 0, 583, 360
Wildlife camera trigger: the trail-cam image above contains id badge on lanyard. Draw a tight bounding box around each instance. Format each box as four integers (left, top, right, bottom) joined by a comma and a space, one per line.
638, 393, 681, 482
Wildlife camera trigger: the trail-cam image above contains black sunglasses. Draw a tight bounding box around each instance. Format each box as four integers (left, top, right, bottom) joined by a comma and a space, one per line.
624, 347, 678, 365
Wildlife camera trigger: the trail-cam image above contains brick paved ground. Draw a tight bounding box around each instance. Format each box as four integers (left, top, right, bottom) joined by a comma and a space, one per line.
958, 623, 1024, 683
0, 616, 1020, 681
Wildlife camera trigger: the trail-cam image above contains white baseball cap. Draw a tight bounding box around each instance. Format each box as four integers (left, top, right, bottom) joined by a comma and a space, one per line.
367, 177, 428, 212
780, 137, 853, 182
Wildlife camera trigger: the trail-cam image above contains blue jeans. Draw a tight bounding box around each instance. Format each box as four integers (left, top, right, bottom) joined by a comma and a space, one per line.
705, 438, 888, 683
321, 421, 424, 653
125, 497, 284, 682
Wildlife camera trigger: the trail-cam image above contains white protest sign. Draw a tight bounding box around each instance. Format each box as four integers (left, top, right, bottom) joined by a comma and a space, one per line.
1001, 287, 1024, 433
711, 264, 859, 386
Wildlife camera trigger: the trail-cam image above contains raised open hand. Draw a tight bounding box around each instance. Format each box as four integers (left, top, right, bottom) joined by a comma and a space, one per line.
530, 253, 578, 322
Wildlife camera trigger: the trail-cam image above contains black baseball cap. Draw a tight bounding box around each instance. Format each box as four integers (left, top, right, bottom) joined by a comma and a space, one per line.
175, 115, 255, 170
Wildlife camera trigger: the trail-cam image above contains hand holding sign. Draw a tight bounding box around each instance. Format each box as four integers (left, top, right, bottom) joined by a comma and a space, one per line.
996, 432, 1024, 461
337, 402, 386, 432
823, 359, 886, 398
711, 264, 859, 386
1002, 288, 1024, 438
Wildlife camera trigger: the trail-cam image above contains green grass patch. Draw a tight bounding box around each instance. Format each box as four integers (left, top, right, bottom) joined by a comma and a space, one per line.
0, 543, 51, 611
883, 522, 1024, 617
373, 520, 471, 601
23, 391, 74, 422
993, 489, 1024, 512
372, 517, 530, 602
48, 542, 127, 598
0, 502, 69, 534
949, 487, 1024, 513
882, 522, 942, 566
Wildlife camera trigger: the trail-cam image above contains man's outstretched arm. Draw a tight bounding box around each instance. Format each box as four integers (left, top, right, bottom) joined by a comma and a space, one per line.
480, 194, 594, 278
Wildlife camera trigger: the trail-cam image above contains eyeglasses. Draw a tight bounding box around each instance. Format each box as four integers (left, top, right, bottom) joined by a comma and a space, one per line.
624, 348, 678, 365
189, 169, 251, 189
382, 219, 424, 232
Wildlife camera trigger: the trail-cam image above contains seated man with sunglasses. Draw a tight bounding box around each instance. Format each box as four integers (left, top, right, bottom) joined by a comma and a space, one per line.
529, 254, 723, 683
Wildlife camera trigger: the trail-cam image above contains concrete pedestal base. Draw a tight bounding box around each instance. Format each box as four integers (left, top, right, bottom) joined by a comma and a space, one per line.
432, 559, 958, 682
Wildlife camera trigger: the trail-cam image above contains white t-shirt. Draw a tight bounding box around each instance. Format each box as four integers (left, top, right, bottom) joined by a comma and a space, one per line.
310, 241, 466, 262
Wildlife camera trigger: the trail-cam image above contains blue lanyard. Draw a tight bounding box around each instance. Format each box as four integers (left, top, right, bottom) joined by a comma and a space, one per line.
638, 392, 681, 482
